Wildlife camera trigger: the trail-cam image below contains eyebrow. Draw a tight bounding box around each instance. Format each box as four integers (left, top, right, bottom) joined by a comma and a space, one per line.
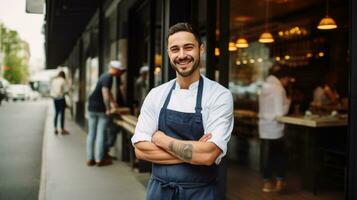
169, 43, 195, 49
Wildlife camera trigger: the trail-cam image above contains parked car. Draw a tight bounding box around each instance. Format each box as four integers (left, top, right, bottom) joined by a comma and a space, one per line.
6, 84, 31, 101
0, 81, 6, 105
28, 90, 42, 101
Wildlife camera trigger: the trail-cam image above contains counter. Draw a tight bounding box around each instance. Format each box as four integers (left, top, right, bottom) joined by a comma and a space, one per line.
114, 114, 138, 134
277, 114, 347, 194
276, 115, 348, 127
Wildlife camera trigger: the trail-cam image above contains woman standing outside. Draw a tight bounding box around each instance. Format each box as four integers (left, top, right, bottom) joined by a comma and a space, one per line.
50, 71, 69, 135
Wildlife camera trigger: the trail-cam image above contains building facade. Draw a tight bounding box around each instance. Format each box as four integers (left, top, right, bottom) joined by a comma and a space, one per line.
44, 0, 357, 199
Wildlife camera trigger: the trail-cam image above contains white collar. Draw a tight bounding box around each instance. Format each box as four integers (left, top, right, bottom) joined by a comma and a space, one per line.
174, 75, 205, 90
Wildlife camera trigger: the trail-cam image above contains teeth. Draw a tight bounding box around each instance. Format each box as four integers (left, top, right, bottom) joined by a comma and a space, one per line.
177, 61, 191, 65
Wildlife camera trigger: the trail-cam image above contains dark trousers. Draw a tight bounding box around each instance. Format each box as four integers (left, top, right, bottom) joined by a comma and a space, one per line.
54, 98, 65, 129
104, 119, 121, 153
261, 138, 286, 180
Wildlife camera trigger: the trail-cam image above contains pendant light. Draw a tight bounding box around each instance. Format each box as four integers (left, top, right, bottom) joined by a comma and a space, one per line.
215, 48, 220, 56
259, 32, 274, 43
229, 42, 238, 51
317, 0, 337, 30
259, 0, 274, 43
236, 38, 249, 48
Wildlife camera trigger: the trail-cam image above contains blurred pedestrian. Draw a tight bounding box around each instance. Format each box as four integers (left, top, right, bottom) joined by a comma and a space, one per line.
86, 60, 126, 167
134, 65, 149, 114
50, 71, 69, 135
258, 65, 292, 193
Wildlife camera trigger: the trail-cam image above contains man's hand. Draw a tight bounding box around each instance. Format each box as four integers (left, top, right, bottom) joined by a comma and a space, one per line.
106, 109, 123, 119
152, 131, 166, 144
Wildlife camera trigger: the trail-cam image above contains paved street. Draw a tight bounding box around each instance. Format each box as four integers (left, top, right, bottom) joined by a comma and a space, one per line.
0, 99, 147, 200
0, 100, 47, 200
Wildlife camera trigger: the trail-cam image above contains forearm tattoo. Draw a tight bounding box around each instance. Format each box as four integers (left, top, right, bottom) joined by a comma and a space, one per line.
168, 141, 193, 162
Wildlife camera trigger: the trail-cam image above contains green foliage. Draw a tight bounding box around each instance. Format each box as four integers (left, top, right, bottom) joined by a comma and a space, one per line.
0, 23, 29, 84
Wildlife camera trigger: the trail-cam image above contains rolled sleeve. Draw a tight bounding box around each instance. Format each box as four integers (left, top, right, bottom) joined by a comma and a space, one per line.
206, 90, 234, 164
131, 90, 158, 145
131, 131, 152, 144
208, 135, 228, 164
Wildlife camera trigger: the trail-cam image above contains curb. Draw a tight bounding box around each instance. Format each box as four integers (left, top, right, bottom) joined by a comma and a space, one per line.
38, 101, 51, 200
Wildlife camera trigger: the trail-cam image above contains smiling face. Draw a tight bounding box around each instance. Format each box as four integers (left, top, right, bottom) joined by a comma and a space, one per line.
167, 31, 203, 78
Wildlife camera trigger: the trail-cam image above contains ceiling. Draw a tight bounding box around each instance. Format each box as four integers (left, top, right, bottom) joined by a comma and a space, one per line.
231, 0, 324, 26
229, 0, 349, 40
45, 0, 99, 69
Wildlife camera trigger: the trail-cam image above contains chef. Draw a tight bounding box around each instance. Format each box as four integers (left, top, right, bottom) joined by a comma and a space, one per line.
131, 22, 234, 200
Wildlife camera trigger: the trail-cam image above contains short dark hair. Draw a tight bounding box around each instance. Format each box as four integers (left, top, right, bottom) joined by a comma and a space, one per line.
269, 64, 290, 79
167, 23, 202, 45
57, 71, 66, 79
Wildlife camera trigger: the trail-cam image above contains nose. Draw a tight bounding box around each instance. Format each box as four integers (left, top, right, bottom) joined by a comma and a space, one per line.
178, 48, 186, 58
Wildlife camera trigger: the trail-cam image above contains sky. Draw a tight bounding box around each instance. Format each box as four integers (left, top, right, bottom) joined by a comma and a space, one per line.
0, 0, 44, 73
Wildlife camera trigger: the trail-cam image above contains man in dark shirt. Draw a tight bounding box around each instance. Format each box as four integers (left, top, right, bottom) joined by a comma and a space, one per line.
86, 60, 126, 166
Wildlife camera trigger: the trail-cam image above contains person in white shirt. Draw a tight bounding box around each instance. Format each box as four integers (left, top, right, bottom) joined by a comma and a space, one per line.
131, 23, 234, 200
50, 71, 68, 135
258, 65, 292, 193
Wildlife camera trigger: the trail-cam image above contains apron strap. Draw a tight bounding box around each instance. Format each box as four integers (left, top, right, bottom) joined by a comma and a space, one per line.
162, 81, 176, 109
195, 76, 204, 114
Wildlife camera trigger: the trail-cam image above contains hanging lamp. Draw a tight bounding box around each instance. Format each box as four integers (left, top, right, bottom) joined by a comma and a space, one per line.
215, 48, 220, 56
259, 0, 274, 43
259, 32, 274, 43
317, 0, 337, 30
229, 42, 238, 51
236, 38, 249, 48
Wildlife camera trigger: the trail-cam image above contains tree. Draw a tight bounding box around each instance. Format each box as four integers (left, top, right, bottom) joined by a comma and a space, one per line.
0, 23, 29, 84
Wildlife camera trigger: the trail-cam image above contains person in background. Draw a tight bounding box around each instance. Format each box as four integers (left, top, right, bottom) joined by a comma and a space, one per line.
131, 23, 234, 199
104, 69, 127, 160
311, 73, 339, 111
50, 71, 69, 135
258, 65, 292, 193
86, 60, 126, 167
134, 65, 149, 113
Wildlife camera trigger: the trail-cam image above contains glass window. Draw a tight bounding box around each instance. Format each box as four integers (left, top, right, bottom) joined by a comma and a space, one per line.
154, 0, 162, 87
104, 11, 118, 70
227, 0, 349, 199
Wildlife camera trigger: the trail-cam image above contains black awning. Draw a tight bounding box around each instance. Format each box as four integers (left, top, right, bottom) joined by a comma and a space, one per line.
45, 0, 99, 69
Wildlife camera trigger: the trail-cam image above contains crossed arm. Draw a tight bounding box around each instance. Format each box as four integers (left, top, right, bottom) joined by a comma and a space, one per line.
134, 132, 221, 166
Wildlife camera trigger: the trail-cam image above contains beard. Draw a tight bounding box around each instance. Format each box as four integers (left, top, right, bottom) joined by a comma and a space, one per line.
170, 55, 200, 77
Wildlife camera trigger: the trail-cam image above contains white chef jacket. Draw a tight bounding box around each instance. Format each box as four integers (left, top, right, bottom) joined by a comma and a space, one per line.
131, 75, 234, 164
258, 75, 291, 139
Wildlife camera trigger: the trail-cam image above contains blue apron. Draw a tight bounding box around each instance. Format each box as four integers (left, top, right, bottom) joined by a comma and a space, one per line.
147, 76, 219, 200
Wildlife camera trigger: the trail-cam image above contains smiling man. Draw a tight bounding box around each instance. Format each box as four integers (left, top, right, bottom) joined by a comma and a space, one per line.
131, 23, 234, 200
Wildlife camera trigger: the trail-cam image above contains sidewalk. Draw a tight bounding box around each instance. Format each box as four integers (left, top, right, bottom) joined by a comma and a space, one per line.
39, 102, 147, 200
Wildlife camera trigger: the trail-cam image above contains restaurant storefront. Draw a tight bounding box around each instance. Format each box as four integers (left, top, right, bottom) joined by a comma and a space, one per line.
225, 0, 349, 199
44, 0, 357, 199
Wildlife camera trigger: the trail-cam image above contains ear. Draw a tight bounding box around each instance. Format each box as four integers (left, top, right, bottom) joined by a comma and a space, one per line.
200, 43, 205, 56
